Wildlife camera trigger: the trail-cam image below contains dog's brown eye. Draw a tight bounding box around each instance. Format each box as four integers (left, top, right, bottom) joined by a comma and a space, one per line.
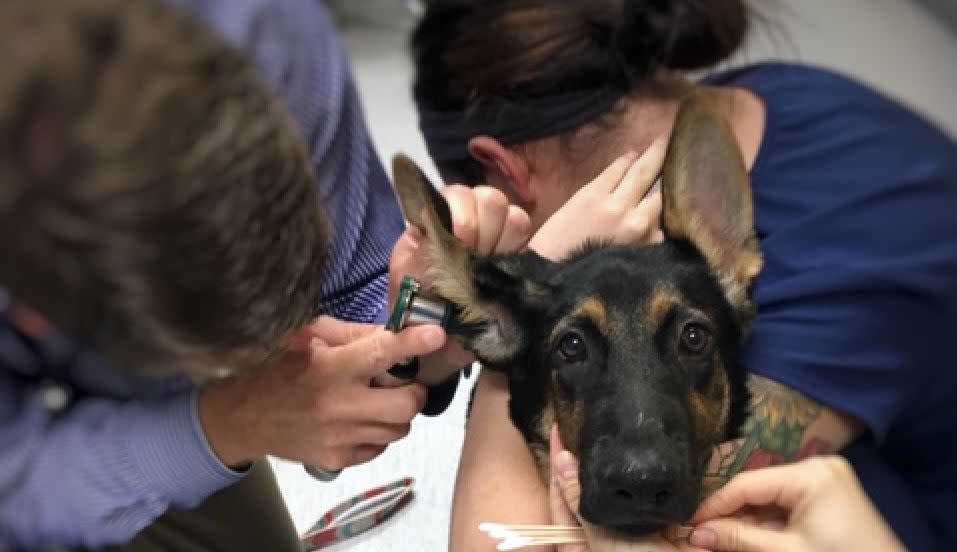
680, 324, 711, 354
558, 332, 588, 362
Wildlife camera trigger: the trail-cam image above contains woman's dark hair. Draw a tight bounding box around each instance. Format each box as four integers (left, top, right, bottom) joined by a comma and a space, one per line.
412, 0, 748, 182
0, 0, 328, 375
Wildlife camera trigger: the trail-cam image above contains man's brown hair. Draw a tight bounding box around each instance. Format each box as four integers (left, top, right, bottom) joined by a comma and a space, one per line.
0, 0, 328, 375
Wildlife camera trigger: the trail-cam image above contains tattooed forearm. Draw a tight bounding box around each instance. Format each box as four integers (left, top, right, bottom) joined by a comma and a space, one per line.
709, 375, 838, 482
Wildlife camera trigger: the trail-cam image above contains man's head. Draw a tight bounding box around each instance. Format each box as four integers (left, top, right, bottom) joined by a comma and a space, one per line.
0, 0, 327, 376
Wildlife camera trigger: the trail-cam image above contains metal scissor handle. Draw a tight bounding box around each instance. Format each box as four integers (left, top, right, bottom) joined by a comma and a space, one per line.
300, 477, 415, 550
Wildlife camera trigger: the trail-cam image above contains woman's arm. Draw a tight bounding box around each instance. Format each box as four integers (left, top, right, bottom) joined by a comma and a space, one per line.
710, 375, 865, 483
449, 370, 550, 552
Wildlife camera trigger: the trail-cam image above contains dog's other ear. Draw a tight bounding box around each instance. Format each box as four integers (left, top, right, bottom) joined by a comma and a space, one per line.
660, 91, 762, 312
391, 154, 556, 363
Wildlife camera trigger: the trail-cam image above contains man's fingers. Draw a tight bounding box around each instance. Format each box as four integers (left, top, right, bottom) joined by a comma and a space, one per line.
317, 324, 447, 380
309, 316, 377, 347
343, 422, 413, 447
337, 384, 427, 425
612, 137, 667, 205
285, 325, 318, 352
689, 520, 798, 552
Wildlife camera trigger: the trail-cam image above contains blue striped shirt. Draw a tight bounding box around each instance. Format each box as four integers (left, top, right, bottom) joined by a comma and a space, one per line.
0, 1, 403, 549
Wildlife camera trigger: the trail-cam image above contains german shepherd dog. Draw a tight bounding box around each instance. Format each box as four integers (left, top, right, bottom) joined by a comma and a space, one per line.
393, 91, 759, 533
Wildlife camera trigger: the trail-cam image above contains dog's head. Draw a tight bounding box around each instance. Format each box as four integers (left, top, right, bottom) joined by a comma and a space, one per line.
394, 91, 759, 533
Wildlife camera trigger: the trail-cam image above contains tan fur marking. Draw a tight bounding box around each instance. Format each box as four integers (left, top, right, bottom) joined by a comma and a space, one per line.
531, 373, 587, 482
551, 371, 585, 458
549, 297, 609, 345
577, 297, 609, 334
532, 402, 556, 480
690, 356, 731, 452
646, 288, 681, 330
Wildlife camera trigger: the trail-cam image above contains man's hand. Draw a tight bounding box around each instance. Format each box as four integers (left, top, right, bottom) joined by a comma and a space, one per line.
198, 316, 445, 469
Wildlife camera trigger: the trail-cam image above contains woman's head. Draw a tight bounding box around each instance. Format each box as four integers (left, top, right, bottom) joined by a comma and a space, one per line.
0, 0, 327, 376
412, 0, 748, 226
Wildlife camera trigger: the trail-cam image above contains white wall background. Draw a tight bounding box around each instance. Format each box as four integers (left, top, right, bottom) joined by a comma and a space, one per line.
273, 2, 956, 551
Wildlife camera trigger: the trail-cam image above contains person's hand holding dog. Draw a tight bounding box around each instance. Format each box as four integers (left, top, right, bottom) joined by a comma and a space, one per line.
687, 457, 906, 552
198, 316, 443, 470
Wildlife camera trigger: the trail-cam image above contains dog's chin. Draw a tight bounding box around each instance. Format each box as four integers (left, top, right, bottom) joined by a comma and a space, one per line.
580, 504, 672, 536
580, 494, 696, 536
612, 521, 669, 536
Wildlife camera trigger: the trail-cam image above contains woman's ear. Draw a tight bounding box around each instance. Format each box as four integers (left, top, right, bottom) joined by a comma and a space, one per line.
467, 136, 535, 207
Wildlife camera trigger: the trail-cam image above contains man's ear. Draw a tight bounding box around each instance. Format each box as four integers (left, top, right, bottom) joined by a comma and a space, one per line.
660, 91, 762, 312
392, 153, 556, 365
467, 136, 534, 206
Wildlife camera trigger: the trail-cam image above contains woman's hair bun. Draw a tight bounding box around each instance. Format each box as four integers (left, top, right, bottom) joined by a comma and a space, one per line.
615, 0, 748, 76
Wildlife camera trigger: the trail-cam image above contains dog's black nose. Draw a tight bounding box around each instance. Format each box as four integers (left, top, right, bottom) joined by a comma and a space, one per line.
603, 451, 677, 510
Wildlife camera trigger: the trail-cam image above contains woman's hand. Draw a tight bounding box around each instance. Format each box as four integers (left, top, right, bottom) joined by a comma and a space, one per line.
548, 426, 706, 552
528, 137, 667, 261
387, 184, 533, 385
688, 457, 906, 552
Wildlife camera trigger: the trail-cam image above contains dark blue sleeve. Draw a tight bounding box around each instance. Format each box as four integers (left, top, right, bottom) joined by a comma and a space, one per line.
734, 64, 957, 443
746, 193, 957, 441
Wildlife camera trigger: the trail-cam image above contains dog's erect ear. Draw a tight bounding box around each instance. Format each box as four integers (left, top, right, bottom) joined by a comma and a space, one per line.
660, 91, 762, 312
391, 154, 556, 364
392, 154, 475, 319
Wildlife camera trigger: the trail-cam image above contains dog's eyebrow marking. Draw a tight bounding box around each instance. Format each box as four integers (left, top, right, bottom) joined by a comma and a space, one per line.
548, 296, 610, 344
646, 287, 682, 330
575, 296, 610, 335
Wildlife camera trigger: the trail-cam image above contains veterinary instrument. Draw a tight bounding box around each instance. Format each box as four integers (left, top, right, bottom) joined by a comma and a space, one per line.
385, 275, 458, 380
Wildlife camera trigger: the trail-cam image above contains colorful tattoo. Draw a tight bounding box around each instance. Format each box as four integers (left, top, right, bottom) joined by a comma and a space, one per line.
712, 375, 836, 480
